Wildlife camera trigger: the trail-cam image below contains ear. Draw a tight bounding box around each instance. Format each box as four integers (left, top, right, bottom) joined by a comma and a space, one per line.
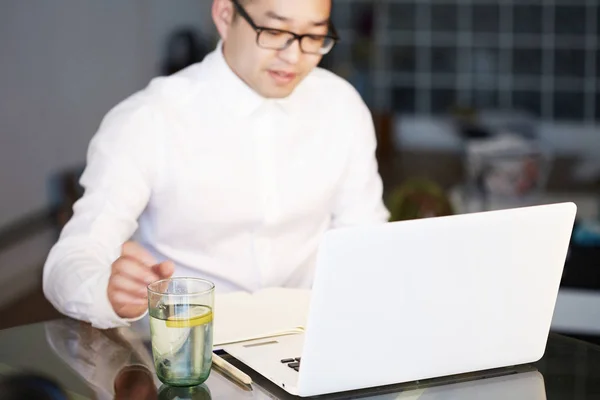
212, 0, 235, 40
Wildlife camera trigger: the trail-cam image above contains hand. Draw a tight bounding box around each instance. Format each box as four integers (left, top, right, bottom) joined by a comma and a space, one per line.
108, 241, 174, 319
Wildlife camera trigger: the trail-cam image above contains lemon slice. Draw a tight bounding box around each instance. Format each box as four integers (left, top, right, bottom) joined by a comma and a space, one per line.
166, 305, 213, 328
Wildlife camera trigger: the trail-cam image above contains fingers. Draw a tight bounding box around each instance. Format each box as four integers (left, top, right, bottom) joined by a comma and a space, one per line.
121, 241, 157, 267
110, 286, 148, 306
113, 256, 161, 285
109, 256, 159, 311
109, 272, 149, 298
152, 260, 175, 280
120, 241, 174, 280
109, 245, 177, 318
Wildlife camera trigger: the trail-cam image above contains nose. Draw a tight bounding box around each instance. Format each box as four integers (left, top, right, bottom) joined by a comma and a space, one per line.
277, 38, 302, 65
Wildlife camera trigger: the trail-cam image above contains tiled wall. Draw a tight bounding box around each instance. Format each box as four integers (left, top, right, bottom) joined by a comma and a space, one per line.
327, 0, 599, 123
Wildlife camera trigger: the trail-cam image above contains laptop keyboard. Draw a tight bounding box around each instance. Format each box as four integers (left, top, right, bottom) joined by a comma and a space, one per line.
281, 357, 301, 371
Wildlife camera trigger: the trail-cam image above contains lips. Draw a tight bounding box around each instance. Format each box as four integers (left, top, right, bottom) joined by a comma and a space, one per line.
268, 70, 297, 85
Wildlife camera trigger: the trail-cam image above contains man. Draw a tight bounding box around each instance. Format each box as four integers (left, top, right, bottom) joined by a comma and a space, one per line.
43, 0, 389, 329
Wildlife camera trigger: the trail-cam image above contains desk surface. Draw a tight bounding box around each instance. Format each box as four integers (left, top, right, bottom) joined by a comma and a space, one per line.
0, 318, 598, 399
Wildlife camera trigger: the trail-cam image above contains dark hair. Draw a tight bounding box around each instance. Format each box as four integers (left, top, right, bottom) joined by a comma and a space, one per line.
232, 0, 333, 21
161, 27, 210, 75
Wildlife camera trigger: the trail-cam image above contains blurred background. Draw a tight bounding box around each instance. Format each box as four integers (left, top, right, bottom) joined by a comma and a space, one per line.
0, 0, 599, 343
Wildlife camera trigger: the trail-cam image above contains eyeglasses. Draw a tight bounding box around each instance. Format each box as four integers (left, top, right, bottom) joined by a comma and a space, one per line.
231, 0, 339, 55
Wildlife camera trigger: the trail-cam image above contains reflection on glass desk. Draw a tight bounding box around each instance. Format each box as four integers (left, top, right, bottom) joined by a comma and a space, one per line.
0, 318, 598, 399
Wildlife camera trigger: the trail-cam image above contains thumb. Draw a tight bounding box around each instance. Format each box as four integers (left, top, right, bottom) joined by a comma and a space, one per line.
152, 260, 175, 279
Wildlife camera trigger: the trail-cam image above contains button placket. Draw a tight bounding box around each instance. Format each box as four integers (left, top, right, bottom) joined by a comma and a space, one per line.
252, 105, 282, 285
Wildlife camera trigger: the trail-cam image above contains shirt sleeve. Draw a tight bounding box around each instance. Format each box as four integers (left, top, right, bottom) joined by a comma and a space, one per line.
43, 101, 161, 329
330, 101, 390, 228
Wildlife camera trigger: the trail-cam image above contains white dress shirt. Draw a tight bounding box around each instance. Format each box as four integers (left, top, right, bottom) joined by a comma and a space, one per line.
43, 43, 389, 329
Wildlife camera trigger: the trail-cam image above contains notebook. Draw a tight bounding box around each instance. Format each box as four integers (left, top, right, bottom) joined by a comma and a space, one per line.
213, 287, 311, 347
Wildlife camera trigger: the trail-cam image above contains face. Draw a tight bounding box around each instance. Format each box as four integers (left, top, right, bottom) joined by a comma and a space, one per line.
212, 0, 332, 98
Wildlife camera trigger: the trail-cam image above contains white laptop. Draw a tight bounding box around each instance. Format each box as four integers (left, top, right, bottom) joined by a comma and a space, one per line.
222, 202, 576, 397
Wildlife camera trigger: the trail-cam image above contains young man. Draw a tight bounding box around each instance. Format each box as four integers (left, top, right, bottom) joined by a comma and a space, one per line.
43, 0, 389, 329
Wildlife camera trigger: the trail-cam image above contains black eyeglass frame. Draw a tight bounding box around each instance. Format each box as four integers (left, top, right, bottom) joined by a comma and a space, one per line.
231, 0, 340, 55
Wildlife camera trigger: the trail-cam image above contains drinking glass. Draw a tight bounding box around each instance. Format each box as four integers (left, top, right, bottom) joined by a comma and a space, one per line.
147, 277, 215, 387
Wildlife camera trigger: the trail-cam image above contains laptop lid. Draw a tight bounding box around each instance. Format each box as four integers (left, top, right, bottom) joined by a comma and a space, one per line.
296, 203, 576, 397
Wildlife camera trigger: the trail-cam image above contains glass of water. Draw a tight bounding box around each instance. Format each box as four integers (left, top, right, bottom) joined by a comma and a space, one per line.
147, 277, 215, 387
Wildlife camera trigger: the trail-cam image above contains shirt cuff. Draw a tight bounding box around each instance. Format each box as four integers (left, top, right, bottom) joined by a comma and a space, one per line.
88, 270, 148, 329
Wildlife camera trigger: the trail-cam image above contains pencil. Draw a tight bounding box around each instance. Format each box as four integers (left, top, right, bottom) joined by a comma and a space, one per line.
212, 352, 253, 390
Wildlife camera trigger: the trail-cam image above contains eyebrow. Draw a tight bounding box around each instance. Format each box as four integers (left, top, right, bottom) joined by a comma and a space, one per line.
264, 10, 330, 27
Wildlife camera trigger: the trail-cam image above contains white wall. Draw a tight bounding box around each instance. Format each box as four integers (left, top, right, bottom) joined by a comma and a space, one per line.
0, 0, 214, 228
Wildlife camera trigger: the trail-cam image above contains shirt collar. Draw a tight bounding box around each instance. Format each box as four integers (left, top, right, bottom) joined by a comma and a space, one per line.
206, 41, 296, 117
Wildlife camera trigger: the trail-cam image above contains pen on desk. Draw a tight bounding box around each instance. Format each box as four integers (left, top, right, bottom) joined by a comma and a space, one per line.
212, 352, 253, 390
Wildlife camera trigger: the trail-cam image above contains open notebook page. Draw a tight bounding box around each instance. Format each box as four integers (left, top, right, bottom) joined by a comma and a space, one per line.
213, 287, 311, 347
